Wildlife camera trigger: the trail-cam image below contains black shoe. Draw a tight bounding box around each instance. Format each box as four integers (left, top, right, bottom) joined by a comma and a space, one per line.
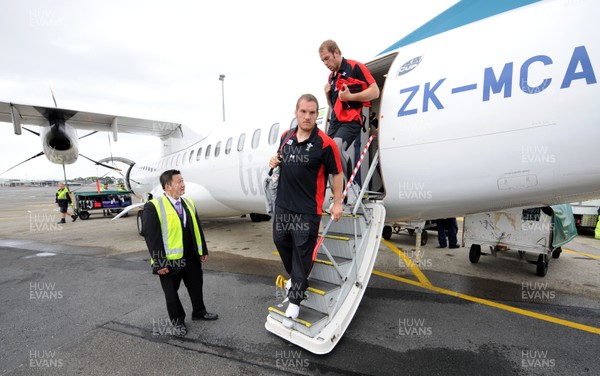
192, 312, 218, 321
449, 244, 460, 249
173, 323, 187, 337
57, 219, 66, 224
71, 215, 78, 222
436, 245, 446, 248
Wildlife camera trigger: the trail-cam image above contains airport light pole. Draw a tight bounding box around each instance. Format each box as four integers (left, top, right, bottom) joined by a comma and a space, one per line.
219, 74, 225, 122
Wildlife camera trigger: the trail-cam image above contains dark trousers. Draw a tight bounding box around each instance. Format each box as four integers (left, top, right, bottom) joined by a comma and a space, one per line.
436, 218, 458, 247
273, 206, 321, 305
159, 257, 206, 324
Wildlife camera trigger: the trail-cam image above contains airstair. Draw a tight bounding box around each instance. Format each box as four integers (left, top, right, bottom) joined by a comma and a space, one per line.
265, 136, 386, 354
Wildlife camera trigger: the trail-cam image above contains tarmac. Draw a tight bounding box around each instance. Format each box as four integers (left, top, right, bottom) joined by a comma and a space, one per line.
0, 186, 598, 375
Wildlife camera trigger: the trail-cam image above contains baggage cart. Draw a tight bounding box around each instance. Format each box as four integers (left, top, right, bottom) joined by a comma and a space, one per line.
73, 190, 133, 220
462, 205, 576, 277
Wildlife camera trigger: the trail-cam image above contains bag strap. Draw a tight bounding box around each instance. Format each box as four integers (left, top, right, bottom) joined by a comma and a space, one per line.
269, 128, 297, 176
278, 127, 297, 156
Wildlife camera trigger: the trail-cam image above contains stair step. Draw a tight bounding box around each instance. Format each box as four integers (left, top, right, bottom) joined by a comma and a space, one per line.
319, 235, 356, 259
302, 278, 341, 316
267, 305, 329, 338
322, 213, 368, 237
311, 254, 353, 285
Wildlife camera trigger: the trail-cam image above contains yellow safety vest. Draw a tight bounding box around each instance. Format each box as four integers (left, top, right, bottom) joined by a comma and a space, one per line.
595, 215, 600, 240
57, 188, 69, 200
150, 195, 203, 260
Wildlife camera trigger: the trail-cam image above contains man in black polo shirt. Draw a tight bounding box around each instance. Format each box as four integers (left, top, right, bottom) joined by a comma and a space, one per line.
269, 93, 344, 321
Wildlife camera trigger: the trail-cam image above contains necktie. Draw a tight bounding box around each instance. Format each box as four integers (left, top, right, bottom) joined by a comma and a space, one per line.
174, 201, 183, 220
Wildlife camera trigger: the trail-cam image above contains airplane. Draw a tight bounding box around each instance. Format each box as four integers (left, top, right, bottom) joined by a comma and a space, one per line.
1, 0, 598, 354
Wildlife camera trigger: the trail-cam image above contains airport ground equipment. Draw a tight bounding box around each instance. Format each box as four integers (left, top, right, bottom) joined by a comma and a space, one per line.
73, 190, 132, 220
265, 139, 386, 354
462, 205, 577, 277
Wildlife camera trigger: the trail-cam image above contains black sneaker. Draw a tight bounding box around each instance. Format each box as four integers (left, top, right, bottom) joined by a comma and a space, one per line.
57, 219, 66, 224
71, 215, 78, 222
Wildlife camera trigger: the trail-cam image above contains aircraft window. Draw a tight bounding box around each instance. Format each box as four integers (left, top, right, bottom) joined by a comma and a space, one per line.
215, 141, 221, 157
205, 145, 212, 159
225, 137, 233, 155
183, 152, 188, 165
188, 150, 195, 163
176, 154, 181, 166
237, 133, 246, 151
251, 129, 261, 149
268, 123, 280, 145
196, 147, 202, 161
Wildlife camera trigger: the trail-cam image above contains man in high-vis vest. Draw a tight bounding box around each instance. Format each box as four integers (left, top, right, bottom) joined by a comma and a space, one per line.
55, 182, 77, 224
141, 169, 218, 337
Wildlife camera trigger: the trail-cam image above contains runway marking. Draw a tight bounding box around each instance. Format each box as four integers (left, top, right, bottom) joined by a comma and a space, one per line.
382, 239, 432, 287
562, 248, 600, 260
376, 243, 600, 336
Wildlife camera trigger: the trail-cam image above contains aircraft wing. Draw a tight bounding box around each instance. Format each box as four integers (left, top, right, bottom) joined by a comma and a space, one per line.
0, 101, 181, 139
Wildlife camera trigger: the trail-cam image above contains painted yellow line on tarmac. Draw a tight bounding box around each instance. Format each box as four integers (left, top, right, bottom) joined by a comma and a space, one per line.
563, 248, 600, 260
375, 243, 600, 336
372, 269, 600, 335
382, 239, 432, 287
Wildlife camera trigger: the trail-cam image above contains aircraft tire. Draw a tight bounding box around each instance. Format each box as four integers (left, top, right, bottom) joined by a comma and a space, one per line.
137, 210, 144, 236
382, 226, 392, 240
469, 244, 481, 263
536, 254, 549, 277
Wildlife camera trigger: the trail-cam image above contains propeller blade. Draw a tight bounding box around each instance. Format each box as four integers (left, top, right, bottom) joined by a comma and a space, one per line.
22, 126, 40, 136
51, 88, 58, 108
79, 153, 122, 171
1, 151, 45, 175
79, 131, 98, 140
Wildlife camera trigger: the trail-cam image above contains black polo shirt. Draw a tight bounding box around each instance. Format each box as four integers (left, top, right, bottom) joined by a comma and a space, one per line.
275, 126, 341, 215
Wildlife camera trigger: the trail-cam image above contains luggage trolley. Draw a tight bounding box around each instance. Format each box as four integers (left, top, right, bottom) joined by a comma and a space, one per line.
462, 205, 577, 277
73, 190, 133, 220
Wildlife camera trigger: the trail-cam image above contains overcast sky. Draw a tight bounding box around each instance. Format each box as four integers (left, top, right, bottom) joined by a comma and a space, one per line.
0, 0, 457, 180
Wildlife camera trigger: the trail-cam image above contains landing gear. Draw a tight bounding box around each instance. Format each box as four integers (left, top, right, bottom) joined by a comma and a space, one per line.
137, 210, 144, 236
382, 225, 392, 240
250, 213, 271, 222
381, 225, 427, 245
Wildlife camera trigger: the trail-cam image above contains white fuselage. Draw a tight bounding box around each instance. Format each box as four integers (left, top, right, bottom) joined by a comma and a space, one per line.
129, 0, 600, 222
